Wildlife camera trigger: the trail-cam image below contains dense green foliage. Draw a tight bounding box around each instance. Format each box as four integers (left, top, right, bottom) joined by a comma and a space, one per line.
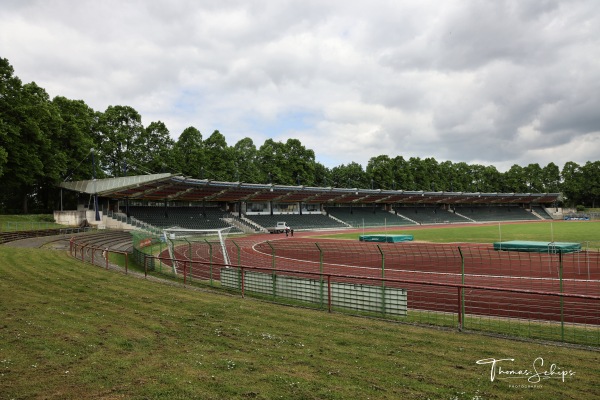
1, 57, 598, 212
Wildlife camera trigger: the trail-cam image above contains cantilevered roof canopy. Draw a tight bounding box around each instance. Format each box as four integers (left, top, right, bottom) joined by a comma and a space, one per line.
60, 173, 175, 195
60, 174, 560, 205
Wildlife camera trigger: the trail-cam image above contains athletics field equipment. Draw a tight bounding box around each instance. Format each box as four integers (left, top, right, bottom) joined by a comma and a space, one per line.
493, 240, 582, 253
358, 234, 414, 242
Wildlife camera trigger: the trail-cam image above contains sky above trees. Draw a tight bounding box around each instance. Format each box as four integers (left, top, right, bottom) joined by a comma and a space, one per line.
1, 0, 598, 171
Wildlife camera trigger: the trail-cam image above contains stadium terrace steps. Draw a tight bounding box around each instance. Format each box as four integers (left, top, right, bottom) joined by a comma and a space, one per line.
325, 206, 414, 227
452, 205, 541, 222
245, 214, 347, 231
531, 205, 553, 220
126, 206, 242, 233
394, 206, 468, 224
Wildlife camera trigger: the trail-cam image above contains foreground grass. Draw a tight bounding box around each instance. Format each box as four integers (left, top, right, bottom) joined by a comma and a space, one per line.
316, 221, 600, 247
1, 247, 599, 400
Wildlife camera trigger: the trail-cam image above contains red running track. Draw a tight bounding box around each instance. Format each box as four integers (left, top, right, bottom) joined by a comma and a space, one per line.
165, 232, 600, 325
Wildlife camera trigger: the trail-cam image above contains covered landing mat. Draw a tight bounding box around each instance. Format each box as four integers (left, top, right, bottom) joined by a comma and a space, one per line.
493, 240, 581, 253
359, 234, 414, 243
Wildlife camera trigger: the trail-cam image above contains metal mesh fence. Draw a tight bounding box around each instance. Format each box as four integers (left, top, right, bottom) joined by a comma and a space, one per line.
129, 233, 600, 347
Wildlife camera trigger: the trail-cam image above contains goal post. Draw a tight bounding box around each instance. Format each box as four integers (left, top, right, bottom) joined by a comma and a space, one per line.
163, 227, 232, 275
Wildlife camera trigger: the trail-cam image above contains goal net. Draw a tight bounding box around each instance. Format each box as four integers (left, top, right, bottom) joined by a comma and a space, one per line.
163, 227, 232, 276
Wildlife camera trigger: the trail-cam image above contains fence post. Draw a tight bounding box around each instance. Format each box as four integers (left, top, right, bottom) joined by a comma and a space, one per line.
183, 261, 187, 285
315, 243, 324, 309
159, 241, 164, 273
185, 238, 194, 284
232, 240, 242, 291
457, 287, 463, 331
559, 251, 564, 341
377, 245, 386, 316
327, 274, 332, 313
241, 267, 245, 298
144, 255, 148, 278
105, 248, 109, 270
204, 239, 213, 286
231, 240, 241, 266
458, 246, 465, 330
125, 252, 128, 275
267, 241, 276, 298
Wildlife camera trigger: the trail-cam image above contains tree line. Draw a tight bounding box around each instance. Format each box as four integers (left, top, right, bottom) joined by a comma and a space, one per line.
0, 58, 598, 213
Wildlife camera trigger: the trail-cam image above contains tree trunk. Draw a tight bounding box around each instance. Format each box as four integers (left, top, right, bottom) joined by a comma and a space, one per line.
22, 193, 28, 214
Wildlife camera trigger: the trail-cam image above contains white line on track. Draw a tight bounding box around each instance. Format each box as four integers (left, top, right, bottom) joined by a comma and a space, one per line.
250, 240, 598, 284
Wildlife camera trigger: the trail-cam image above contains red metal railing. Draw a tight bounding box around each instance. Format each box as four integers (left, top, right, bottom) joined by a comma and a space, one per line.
70, 237, 129, 274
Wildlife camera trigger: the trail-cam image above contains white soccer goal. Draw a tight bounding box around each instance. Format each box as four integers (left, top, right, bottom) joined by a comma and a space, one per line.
163, 227, 232, 275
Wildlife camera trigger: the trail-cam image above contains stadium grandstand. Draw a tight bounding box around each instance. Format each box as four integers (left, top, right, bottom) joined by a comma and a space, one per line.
57, 173, 561, 232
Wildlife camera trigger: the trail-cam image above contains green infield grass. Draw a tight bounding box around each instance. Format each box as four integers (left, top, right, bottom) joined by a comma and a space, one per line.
315, 221, 600, 247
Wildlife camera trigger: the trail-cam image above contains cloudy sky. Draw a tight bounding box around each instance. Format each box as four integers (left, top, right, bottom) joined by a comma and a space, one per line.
2, 0, 599, 171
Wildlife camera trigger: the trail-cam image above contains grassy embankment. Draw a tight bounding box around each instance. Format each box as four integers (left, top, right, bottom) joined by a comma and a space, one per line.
0, 214, 65, 232
1, 246, 599, 399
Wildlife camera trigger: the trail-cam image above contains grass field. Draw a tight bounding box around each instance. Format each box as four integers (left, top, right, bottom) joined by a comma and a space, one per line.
0, 214, 64, 232
1, 246, 599, 399
315, 221, 600, 247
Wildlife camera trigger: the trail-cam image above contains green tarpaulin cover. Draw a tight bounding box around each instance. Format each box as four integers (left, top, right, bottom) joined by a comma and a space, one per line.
359, 235, 414, 243
493, 240, 581, 253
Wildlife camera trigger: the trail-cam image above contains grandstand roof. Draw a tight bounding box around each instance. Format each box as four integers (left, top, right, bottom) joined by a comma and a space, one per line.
60, 174, 560, 205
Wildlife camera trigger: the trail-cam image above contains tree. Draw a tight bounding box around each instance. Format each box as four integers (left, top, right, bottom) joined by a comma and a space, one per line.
257, 139, 286, 184
96, 105, 144, 176
232, 137, 260, 182
47, 96, 98, 210
172, 127, 204, 178
392, 156, 412, 190
135, 121, 174, 174
204, 130, 233, 181
523, 163, 544, 192
581, 161, 600, 207
422, 158, 440, 191
52, 96, 97, 181
451, 162, 473, 192
366, 155, 394, 189
0, 76, 64, 212
408, 157, 430, 190
282, 138, 316, 186
313, 162, 330, 187
480, 165, 502, 192
541, 162, 560, 193
437, 161, 455, 191
503, 164, 528, 193
330, 162, 367, 188
561, 162, 584, 206
0, 59, 17, 181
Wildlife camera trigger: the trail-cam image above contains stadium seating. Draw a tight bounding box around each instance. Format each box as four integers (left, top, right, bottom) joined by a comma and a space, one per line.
394, 206, 469, 224
325, 206, 415, 227
244, 213, 347, 231
126, 206, 242, 232
531, 205, 553, 220
453, 205, 539, 222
